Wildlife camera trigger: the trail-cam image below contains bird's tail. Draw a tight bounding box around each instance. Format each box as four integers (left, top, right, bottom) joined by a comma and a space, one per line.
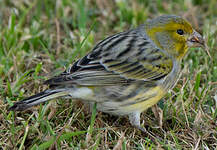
8, 89, 70, 111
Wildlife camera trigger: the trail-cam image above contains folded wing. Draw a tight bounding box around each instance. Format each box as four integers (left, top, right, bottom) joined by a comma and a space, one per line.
45, 30, 173, 87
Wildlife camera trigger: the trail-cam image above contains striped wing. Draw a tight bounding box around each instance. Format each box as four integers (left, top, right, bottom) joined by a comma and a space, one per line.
45, 30, 173, 86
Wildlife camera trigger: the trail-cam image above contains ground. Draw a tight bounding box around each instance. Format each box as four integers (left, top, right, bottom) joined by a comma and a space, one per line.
0, 0, 216, 149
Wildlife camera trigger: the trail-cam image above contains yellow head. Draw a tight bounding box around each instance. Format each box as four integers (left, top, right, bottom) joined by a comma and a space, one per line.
145, 15, 204, 59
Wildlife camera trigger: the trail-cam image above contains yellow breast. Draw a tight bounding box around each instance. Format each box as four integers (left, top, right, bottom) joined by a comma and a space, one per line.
123, 86, 166, 113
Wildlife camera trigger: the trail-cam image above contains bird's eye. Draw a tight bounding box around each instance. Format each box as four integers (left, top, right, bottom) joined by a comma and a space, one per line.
177, 29, 184, 35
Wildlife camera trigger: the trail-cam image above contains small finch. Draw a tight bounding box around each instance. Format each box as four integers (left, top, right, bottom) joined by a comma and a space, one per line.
9, 15, 205, 130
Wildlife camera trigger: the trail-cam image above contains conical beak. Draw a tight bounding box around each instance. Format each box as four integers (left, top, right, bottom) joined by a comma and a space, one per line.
187, 30, 205, 48
187, 30, 211, 58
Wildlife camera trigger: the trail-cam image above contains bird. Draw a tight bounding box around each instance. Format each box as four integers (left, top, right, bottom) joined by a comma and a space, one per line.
8, 15, 205, 130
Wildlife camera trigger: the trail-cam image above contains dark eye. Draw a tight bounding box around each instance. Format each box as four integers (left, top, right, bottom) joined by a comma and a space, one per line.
177, 29, 184, 35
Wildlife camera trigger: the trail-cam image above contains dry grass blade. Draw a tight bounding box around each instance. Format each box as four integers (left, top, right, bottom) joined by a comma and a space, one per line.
113, 132, 125, 150
151, 104, 163, 128
204, 42, 212, 59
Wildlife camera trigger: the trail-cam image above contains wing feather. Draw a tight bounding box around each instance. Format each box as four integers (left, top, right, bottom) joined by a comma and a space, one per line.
45, 30, 173, 86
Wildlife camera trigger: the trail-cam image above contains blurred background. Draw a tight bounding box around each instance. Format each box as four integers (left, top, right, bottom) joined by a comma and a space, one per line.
0, 0, 216, 149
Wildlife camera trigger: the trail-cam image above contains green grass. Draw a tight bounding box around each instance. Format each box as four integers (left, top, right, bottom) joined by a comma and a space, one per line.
0, 0, 217, 149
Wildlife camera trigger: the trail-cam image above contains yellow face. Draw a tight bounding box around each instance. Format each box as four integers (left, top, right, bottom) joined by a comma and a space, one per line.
146, 16, 204, 59
166, 21, 193, 43
165, 21, 193, 58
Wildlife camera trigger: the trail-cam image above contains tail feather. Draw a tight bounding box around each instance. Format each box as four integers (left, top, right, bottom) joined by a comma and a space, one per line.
8, 90, 70, 111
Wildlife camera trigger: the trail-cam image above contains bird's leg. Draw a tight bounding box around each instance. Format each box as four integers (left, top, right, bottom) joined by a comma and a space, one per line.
128, 112, 158, 141
129, 111, 141, 129
129, 112, 149, 133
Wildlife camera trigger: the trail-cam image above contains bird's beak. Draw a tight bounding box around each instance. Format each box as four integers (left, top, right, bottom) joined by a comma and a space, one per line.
187, 30, 211, 58
187, 30, 205, 48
